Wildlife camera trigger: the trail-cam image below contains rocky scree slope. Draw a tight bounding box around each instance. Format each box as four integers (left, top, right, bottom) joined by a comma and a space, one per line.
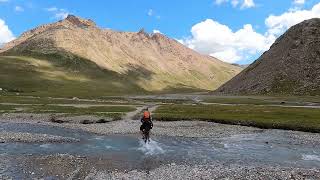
217, 18, 320, 96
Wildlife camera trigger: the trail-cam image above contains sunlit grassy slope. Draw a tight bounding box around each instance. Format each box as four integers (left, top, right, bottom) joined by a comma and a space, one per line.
0, 54, 149, 97
0, 52, 222, 97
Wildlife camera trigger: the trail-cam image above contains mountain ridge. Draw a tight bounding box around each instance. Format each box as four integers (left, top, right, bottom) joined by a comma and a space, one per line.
0, 15, 241, 95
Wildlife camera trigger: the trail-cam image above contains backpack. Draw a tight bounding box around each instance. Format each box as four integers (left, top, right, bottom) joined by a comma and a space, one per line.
143, 111, 151, 121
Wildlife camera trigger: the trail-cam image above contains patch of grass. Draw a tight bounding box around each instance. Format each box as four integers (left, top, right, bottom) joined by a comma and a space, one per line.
0, 104, 18, 113
131, 98, 194, 104
0, 104, 136, 119
202, 96, 320, 106
203, 96, 275, 105
0, 95, 139, 105
153, 104, 320, 133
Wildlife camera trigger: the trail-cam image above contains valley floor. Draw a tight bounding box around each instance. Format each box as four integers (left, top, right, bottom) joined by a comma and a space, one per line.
1, 94, 320, 179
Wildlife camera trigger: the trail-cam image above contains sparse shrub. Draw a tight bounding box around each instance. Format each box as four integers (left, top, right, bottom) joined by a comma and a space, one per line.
81, 120, 93, 124
50, 116, 64, 123
112, 116, 122, 121
96, 119, 108, 123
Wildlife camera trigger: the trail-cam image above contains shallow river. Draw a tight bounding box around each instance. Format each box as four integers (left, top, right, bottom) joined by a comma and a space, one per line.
1, 123, 320, 178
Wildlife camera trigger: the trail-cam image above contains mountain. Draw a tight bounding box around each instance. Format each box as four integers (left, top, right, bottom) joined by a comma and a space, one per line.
231, 63, 249, 69
216, 18, 320, 96
0, 15, 241, 97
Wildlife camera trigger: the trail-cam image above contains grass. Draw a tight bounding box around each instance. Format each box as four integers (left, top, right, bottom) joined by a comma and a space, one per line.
0, 94, 141, 105
0, 104, 136, 119
0, 54, 148, 98
0, 51, 215, 97
202, 96, 320, 106
153, 104, 320, 133
130, 97, 194, 104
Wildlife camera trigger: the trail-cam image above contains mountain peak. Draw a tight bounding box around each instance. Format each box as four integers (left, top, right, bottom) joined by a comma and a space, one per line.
137, 28, 150, 37
64, 14, 96, 27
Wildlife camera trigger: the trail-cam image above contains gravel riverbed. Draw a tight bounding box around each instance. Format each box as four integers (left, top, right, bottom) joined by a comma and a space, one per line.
0, 131, 79, 143
8, 154, 320, 180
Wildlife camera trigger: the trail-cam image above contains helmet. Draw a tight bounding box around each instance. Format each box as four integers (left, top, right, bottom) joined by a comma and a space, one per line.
143, 111, 150, 120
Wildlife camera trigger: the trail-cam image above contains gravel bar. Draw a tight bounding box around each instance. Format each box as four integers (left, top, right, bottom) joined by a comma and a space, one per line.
0, 132, 79, 143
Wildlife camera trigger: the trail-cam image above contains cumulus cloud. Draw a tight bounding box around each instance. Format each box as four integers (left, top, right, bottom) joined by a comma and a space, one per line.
0, 19, 15, 46
153, 29, 162, 34
215, 0, 255, 9
55, 11, 69, 19
45, 7, 69, 20
293, 0, 305, 5
181, 19, 274, 63
266, 2, 320, 36
241, 0, 255, 9
15, 6, 24, 12
181, 2, 320, 63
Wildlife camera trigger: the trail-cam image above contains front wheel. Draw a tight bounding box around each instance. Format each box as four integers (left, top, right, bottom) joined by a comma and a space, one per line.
143, 130, 150, 143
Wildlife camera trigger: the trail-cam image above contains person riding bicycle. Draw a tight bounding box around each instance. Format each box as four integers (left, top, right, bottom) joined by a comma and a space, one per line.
140, 108, 153, 134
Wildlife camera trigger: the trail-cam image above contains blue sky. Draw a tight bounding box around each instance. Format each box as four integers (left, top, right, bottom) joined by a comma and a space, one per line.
1, 0, 320, 64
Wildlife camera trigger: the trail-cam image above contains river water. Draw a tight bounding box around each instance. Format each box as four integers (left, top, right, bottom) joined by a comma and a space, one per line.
1, 122, 320, 177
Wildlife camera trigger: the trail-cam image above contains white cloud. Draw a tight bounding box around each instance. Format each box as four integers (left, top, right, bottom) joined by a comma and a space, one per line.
231, 0, 239, 7
55, 11, 69, 19
0, 0, 9, 2
148, 9, 154, 16
180, 19, 274, 63
215, 0, 255, 9
293, 0, 305, 5
215, 0, 228, 5
153, 29, 162, 34
0, 19, 15, 46
147, 9, 161, 20
181, 2, 320, 63
266, 2, 320, 36
46, 7, 69, 20
15, 6, 24, 12
241, 0, 255, 9
46, 7, 58, 12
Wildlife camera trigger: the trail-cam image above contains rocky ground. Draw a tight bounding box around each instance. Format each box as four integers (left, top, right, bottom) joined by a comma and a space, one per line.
3, 154, 319, 180
0, 131, 79, 143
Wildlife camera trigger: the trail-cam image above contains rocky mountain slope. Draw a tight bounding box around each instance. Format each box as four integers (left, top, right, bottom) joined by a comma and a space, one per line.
217, 18, 320, 96
0, 15, 241, 96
